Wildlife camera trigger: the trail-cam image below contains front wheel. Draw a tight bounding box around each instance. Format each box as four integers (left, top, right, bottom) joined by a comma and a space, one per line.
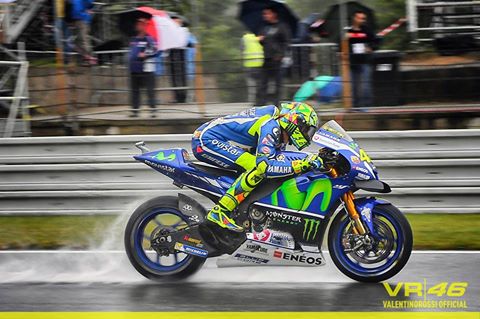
124, 196, 206, 281
328, 203, 412, 282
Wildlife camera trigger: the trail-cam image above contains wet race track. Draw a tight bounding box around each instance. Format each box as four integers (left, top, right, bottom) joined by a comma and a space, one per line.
0, 251, 478, 312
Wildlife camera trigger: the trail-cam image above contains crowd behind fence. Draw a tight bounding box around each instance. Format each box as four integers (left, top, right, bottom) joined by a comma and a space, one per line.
0, 42, 479, 136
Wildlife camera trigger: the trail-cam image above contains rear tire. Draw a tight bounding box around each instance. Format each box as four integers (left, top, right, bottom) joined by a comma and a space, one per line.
328, 204, 412, 282
124, 196, 206, 281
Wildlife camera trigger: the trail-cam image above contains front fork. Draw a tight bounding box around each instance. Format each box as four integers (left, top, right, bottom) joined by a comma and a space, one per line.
330, 168, 367, 235
342, 191, 367, 235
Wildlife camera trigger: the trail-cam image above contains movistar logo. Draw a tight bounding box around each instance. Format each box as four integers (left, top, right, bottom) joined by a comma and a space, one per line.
303, 218, 321, 241
155, 151, 176, 161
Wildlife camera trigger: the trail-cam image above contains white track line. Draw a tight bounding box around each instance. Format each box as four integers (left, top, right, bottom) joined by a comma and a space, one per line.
0, 250, 478, 254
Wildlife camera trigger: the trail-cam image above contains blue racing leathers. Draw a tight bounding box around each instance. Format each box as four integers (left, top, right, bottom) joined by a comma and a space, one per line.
191, 105, 309, 218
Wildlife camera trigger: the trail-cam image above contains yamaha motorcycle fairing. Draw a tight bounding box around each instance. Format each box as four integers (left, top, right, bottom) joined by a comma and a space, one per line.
125, 120, 412, 282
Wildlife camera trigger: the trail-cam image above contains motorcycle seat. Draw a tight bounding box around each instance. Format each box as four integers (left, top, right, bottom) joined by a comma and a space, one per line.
187, 160, 240, 178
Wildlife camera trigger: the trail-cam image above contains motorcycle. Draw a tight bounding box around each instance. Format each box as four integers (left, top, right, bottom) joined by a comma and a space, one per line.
125, 120, 412, 282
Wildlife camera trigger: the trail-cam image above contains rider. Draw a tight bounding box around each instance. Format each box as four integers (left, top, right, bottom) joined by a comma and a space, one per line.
191, 102, 323, 232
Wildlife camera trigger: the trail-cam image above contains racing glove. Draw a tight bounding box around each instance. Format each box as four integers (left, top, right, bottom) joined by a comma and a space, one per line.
292, 153, 323, 174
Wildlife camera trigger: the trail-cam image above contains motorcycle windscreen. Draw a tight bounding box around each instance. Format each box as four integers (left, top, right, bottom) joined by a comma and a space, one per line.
311, 120, 358, 153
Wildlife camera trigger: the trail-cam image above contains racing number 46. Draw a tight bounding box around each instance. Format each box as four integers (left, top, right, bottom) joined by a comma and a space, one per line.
359, 149, 372, 163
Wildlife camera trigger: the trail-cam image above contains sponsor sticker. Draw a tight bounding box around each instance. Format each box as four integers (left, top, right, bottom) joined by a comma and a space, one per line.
265, 210, 302, 225
303, 218, 321, 241
252, 229, 272, 242
261, 146, 272, 155
267, 165, 292, 174
183, 235, 204, 248
245, 243, 268, 254
145, 160, 175, 173
272, 127, 280, 137
155, 151, 176, 161
357, 173, 371, 180
351, 156, 361, 164
234, 253, 269, 264
174, 242, 208, 257
354, 166, 369, 174
273, 250, 323, 265
189, 215, 200, 222
360, 207, 372, 223
200, 153, 230, 168
211, 139, 240, 156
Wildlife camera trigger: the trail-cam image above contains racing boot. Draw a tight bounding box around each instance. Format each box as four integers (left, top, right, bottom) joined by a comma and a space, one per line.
206, 165, 266, 232
206, 204, 243, 232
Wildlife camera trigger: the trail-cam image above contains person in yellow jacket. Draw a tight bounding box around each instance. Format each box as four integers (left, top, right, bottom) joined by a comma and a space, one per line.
241, 32, 264, 103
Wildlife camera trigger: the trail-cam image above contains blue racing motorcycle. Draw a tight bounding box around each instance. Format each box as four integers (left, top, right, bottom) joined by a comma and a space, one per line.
124, 120, 412, 282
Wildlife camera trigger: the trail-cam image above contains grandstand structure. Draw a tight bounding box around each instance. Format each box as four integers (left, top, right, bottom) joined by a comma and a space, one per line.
407, 0, 480, 43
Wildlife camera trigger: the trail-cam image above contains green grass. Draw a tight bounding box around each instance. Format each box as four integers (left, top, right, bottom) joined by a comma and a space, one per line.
406, 214, 480, 250
0, 214, 478, 250
0, 215, 124, 250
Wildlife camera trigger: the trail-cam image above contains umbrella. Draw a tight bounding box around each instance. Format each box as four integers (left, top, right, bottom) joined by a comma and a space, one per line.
238, 0, 299, 36
320, 1, 376, 44
294, 76, 343, 103
169, 12, 190, 27
117, 7, 188, 50
297, 13, 326, 42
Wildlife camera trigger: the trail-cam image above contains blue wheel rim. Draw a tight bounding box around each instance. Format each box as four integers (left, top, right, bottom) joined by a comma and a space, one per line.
334, 209, 404, 276
134, 208, 191, 272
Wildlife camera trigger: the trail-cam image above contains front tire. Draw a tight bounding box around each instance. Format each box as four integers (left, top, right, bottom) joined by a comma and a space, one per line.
124, 196, 206, 281
328, 203, 412, 282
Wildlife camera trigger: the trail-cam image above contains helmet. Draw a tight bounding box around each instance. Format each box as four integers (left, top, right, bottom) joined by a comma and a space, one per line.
278, 102, 318, 150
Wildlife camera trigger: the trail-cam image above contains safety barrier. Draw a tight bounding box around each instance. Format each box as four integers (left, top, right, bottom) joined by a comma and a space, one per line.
0, 129, 479, 215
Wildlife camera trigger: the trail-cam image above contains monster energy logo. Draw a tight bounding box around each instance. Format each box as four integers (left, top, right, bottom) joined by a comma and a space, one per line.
303, 218, 321, 241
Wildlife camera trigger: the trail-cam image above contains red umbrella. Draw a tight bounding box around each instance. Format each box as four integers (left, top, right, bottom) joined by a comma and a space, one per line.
137, 7, 165, 44
118, 7, 188, 50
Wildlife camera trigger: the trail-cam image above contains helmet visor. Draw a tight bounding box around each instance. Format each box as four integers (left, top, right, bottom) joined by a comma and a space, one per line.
302, 125, 317, 141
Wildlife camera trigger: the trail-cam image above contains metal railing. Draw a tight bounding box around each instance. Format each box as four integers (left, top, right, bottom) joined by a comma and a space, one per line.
0, 129, 479, 216
0, 0, 47, 44
0, 59, 30, 137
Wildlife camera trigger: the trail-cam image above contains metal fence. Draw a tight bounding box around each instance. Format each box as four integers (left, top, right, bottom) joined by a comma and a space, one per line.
0, 129, 479, 216
1, 43, 479, 137
21, 43, 339, 109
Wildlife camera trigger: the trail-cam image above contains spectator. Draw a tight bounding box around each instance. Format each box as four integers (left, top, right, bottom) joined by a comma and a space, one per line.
168, 16, 188, 103
128, 18, 159, 118
241, 32, 264, 103
54, 0, 72, 64
185, 26, 198, 102
256, 6, 291, 106
346, 10, 378, 108
70, 0, 96, 65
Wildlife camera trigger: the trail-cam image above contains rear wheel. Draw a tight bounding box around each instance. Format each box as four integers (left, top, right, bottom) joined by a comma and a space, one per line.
124, 196, 205, 280
328, 203, 412, 282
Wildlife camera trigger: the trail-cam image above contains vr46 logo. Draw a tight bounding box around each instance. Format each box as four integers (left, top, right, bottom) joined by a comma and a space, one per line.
383, 282, 468, 297
303, 218, 320, 241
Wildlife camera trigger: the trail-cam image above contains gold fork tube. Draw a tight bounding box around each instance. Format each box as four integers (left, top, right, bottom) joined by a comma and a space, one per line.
330, 168, 367, 235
